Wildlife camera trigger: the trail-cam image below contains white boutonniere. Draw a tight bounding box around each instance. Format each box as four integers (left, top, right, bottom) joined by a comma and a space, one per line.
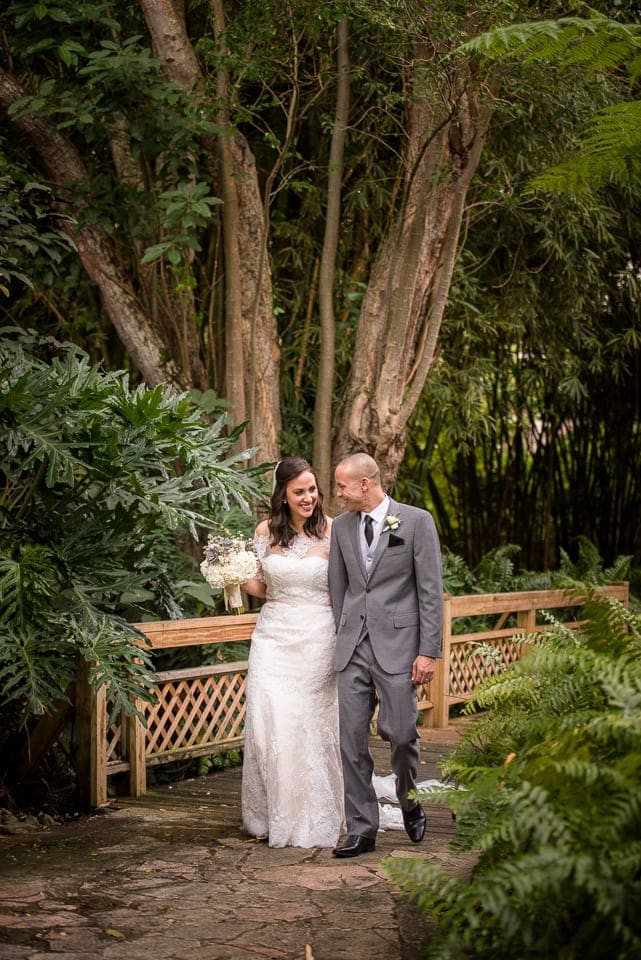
383, 513, 402, 532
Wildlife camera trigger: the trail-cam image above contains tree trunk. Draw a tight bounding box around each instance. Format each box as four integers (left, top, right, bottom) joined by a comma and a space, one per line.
213, 0, 247, 444
313, 16, 350, 499
0, 68, 180, 388
11, 695, 73, 783
333, 61, 490, 492
141, 0, 280, 460
108, 116, 209, 391
233, 133, 282, 460
140, 0, 201, 89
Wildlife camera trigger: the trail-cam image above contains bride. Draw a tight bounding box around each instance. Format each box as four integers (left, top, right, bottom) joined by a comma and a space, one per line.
241, 457, 344, 848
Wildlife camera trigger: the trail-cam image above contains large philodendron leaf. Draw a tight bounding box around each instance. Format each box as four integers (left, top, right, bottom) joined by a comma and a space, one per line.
0, 330, 264, 731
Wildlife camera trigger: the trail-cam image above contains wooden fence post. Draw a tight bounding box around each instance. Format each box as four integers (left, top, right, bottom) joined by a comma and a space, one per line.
126, 699, 147, 797
75, 659, 107, 808
425, 594, 451, 729
516, 607, 537, 660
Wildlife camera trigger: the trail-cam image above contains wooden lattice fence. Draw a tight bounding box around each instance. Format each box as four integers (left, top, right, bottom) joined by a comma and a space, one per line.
76, 584, 629, 805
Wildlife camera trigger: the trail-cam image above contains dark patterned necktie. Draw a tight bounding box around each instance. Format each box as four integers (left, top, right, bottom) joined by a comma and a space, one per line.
364, 514, 374, 546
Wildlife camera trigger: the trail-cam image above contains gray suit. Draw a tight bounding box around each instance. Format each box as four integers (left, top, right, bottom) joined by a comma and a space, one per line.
328, 498, 443, 838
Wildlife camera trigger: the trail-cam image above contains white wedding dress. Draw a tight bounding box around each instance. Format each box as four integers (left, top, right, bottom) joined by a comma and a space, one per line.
241, 532, 345, 848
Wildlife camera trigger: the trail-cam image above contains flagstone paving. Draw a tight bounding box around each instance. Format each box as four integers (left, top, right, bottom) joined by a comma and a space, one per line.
0, 725, 474, 960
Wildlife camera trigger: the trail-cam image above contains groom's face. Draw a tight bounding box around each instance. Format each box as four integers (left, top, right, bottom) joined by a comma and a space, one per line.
334, 465, 367, 512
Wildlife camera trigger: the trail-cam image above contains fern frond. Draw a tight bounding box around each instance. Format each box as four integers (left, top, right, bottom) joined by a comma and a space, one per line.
394, 593, 641, 959
473, 543, 521, 592
602, 553, 633, 583
597, 665, 641, 719
462, 16, 641, 76
441, 548, 476, 594
531, 101, 641, 194
380, 856, 463, 916
579, 590, 638, 654
461, 16, 641, 195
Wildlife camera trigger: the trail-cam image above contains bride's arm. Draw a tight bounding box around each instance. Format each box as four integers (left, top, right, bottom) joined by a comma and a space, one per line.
243, 577, 266, 599
242, 519, 269, 599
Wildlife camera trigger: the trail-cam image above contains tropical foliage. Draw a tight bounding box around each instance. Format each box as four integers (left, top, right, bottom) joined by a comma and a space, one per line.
0, 175, 75, 297
398, 186, 641, 571
461, 12, 641, 193
442, 537, 633, 599
2, 1, 639, 564
0, 329, 262, 787
383, 589, 641, 959
396, 8, 641, 569
7, 1, 634, 491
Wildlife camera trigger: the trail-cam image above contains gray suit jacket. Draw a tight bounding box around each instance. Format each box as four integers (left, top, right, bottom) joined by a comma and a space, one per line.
328, 498, 443, 674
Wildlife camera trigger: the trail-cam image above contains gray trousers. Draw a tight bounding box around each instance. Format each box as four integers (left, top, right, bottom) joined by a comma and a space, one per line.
337, 635, 420, 839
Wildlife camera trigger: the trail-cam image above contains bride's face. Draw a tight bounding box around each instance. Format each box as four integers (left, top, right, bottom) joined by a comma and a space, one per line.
285, 470, 319, 527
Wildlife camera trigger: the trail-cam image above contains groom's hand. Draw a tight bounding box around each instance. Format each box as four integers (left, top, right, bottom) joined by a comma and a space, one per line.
412, 655, 436, 686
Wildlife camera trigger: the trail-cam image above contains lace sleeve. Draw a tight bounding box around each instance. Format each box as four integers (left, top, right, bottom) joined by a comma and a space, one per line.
252, 533, 270, 582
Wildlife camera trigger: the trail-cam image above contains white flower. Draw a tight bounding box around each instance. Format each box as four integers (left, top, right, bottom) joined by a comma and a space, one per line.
200, 535, 258, 611
383, 513, 402, 532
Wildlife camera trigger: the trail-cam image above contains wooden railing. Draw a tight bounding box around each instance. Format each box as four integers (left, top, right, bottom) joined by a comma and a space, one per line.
76, 584, 629, 806
427, 582, 628, 727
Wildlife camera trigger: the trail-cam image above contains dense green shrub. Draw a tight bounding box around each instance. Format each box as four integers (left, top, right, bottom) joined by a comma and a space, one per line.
442, 539, 634, 599
383, 588, 641, 959
0, 330, 262, 751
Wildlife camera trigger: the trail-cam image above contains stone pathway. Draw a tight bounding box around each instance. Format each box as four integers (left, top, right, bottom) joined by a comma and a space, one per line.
0, 728, 473, 960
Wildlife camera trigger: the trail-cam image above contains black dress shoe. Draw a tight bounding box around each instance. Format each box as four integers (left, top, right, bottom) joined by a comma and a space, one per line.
402, 804, 426, 843
332, 834, 376, 858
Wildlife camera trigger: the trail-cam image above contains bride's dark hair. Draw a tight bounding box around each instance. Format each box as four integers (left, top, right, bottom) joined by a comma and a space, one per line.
269, 456, 327, 548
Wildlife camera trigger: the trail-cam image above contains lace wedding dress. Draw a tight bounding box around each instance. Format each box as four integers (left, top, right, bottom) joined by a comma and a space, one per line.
241, 532, 345, 848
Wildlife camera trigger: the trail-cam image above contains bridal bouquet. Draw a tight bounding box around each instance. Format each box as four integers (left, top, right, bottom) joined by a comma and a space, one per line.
200, 535, 258, 613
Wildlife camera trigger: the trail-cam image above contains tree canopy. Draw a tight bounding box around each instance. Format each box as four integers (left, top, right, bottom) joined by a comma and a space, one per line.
1, 0, 640, 566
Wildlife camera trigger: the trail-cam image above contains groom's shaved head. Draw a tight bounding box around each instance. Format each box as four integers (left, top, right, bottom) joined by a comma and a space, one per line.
339, 453, 380, 484
334, 453, 385, 512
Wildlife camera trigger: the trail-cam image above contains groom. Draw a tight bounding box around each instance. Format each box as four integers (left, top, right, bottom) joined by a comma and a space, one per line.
328, 453, 443, 857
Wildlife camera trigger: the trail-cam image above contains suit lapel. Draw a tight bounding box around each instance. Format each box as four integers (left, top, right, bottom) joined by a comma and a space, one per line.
347, 510, 367, 580
367, 497, 399, 580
